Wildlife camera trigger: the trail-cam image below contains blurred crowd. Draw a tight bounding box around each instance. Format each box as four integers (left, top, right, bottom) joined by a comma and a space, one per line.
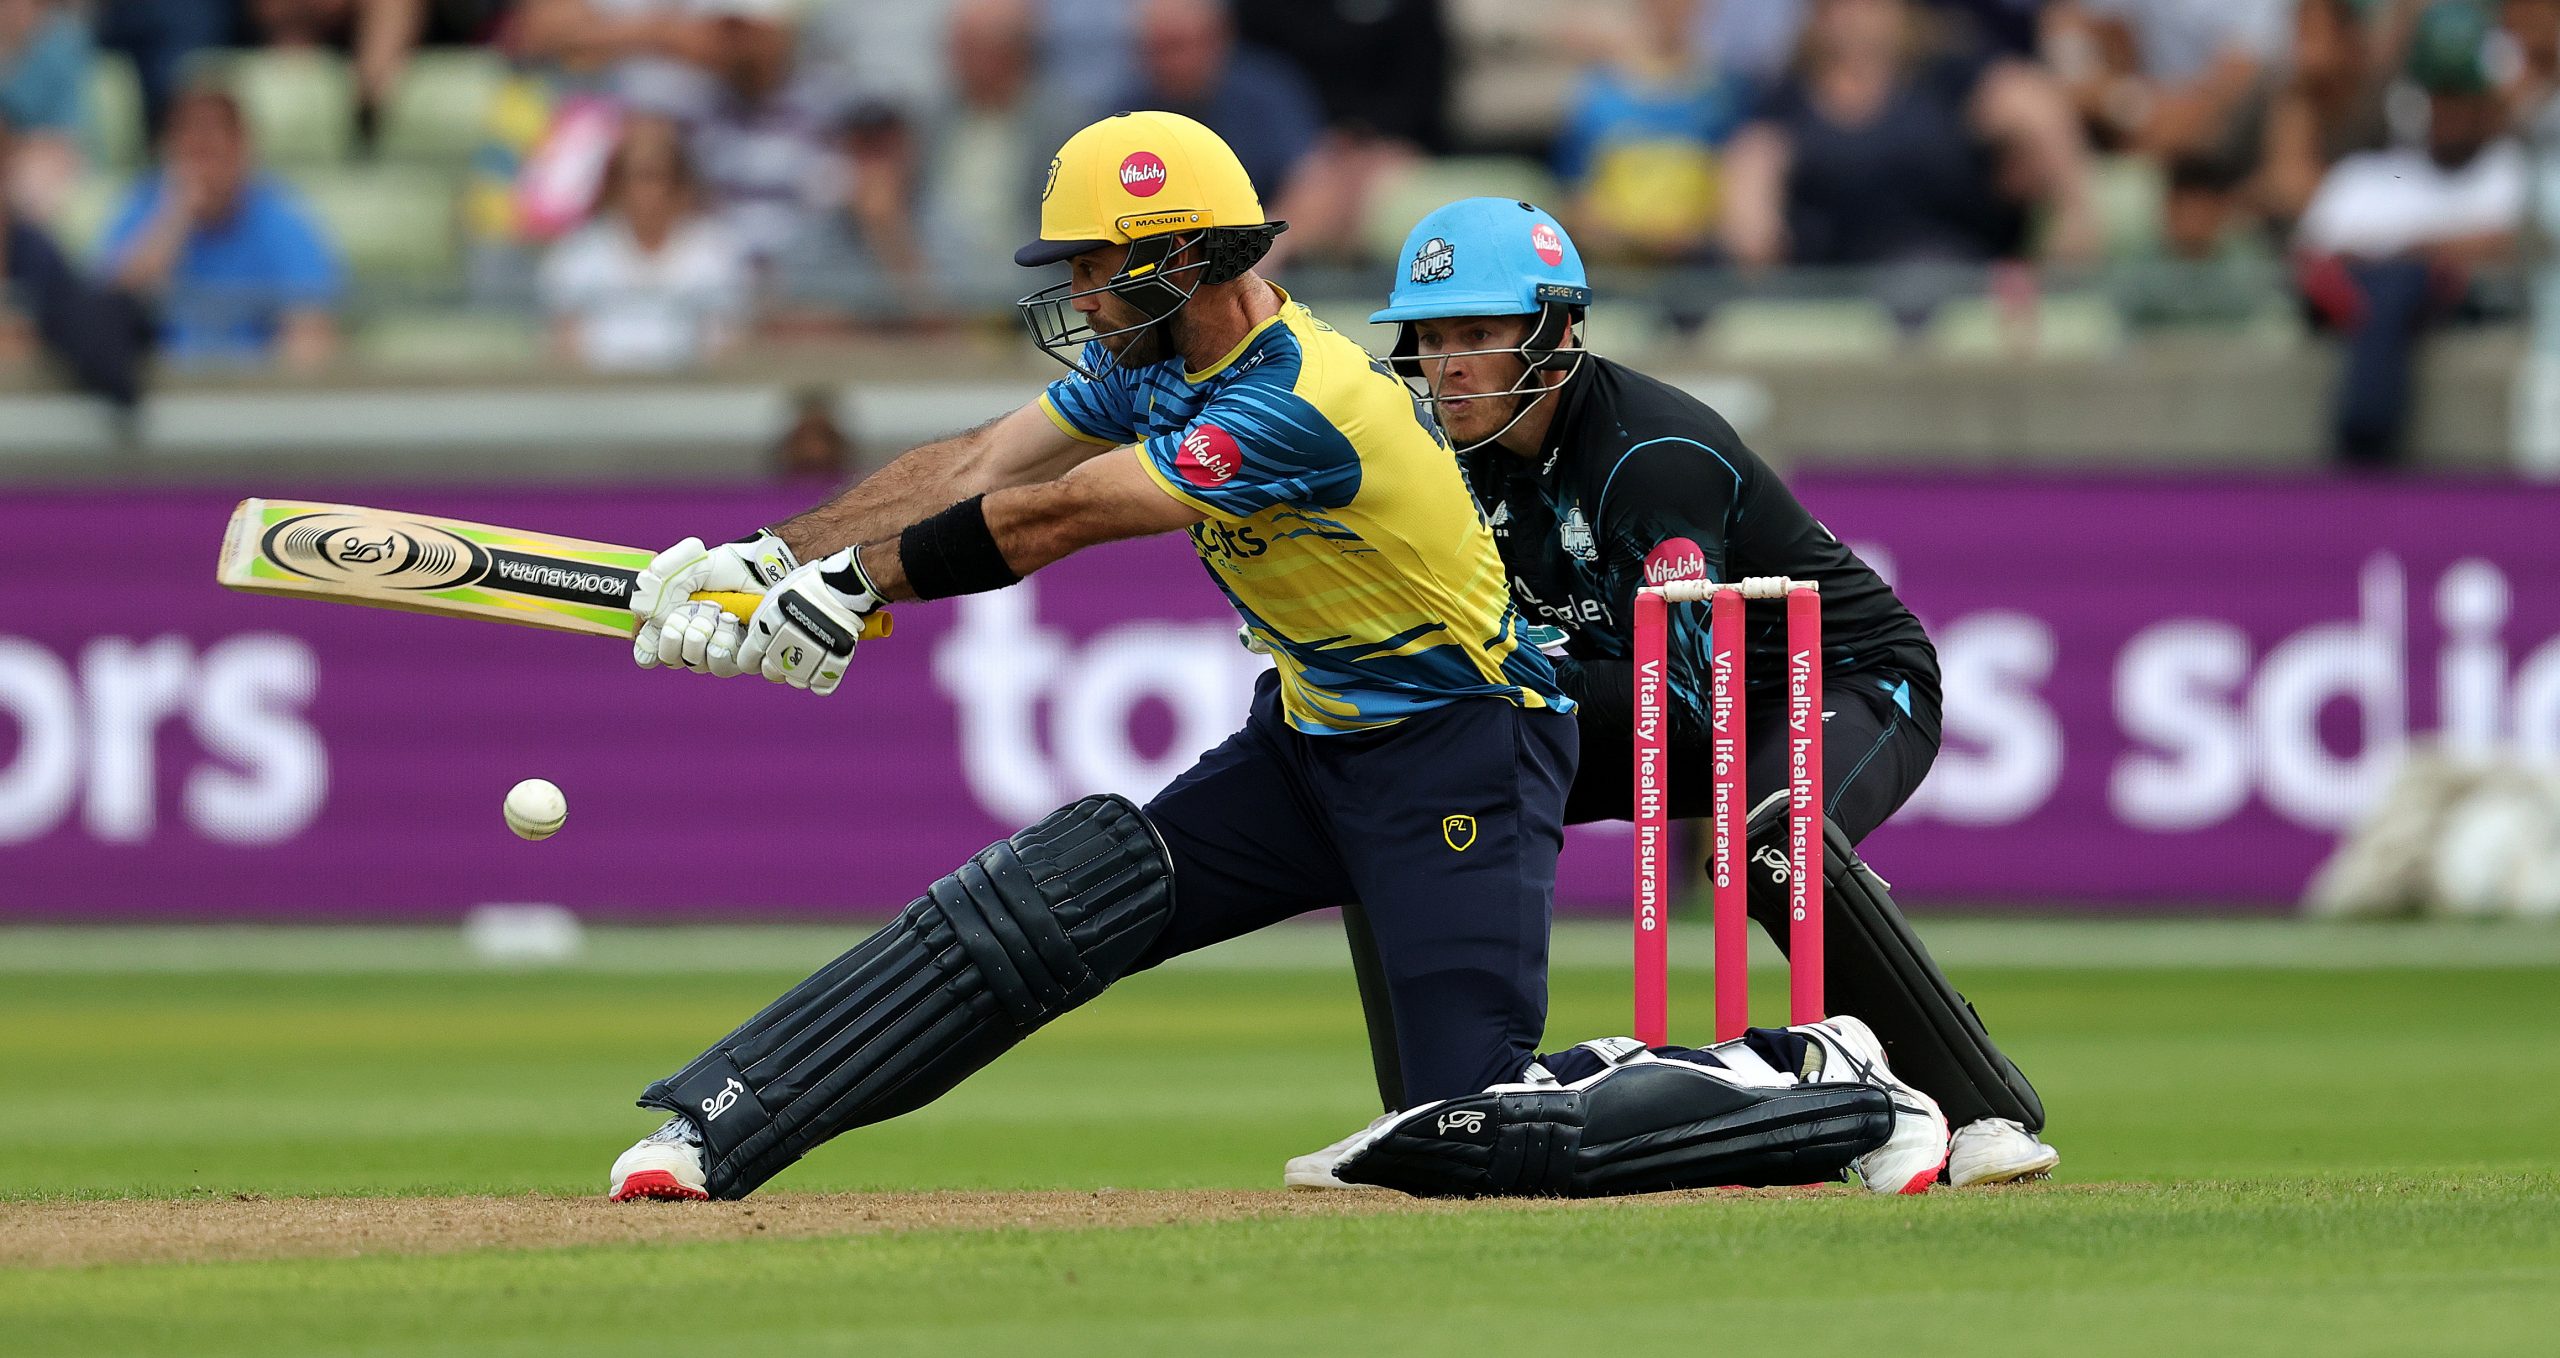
2, 0, 2558, 462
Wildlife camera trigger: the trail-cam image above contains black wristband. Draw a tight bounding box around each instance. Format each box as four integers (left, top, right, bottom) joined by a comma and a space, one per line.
899, 495, 1022, 601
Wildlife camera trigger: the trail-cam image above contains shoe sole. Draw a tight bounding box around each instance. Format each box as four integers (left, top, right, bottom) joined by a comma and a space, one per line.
1283, 1172, 1391, 1192
1887, 1150, 1950, 1195
609, 1169, 709, 1202
1950, 1150, 2062, 1189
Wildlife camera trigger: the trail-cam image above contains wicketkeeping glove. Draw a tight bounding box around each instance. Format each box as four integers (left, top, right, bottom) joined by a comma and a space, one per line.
734, 546, 888, 696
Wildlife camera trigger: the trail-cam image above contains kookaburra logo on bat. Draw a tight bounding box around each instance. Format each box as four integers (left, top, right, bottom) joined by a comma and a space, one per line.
335, 532, 398, 564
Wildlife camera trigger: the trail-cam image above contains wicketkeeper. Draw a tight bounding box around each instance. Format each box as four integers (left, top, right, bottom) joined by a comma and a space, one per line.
606, 115, 1949, 1202
1301, 198, 2057, 1190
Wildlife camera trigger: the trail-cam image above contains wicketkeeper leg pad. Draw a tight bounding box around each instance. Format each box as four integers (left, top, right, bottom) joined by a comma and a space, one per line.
1746, 797, 2046, 1130
637, 794, 1175, 1198
1332, 1054, 1893, 1198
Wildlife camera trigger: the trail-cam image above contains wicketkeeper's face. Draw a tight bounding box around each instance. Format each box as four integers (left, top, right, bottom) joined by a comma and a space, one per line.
1410, 314, 1537, 445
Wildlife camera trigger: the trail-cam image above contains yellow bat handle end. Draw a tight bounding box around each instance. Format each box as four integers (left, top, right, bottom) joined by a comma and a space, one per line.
689, 590, 894, 640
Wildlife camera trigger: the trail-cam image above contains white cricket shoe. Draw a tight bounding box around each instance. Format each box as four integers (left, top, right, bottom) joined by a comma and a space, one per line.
1804, 1015, 1950, 1195
608, 1116, 710, 1201
1947, 1118, 2060, 1187
1283, 1111, 1401, 1191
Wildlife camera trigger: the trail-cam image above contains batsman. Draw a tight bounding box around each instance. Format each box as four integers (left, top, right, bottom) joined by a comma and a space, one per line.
1308, 198, 2058, 1190
605, 114, 1949, 1202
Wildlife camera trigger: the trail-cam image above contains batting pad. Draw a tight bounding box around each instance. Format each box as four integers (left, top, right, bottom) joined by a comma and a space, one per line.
638, 794, 1175, 1198
1746, 799, 2046, 1130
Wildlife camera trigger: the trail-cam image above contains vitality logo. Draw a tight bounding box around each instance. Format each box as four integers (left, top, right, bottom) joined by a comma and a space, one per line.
1119, 151, 1167, 197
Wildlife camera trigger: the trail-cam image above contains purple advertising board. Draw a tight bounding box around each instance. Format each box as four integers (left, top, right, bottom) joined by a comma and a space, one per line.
6, 477, 2559, 918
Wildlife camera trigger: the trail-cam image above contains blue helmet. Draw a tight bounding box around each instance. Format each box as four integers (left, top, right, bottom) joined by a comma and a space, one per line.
1371, 196, 1591, 328
1369, 197, 1591, 448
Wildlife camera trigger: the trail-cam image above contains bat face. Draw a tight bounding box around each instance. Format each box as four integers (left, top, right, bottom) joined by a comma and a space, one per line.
219, 498, 655, 637
218, 498, 892, 643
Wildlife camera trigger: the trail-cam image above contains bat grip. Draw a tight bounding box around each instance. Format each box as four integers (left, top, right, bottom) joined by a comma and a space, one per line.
690, 590, 895, 640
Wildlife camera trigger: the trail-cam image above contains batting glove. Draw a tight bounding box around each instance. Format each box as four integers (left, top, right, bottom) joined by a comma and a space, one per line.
734, 546, 887, 696
631, 530, 799, 675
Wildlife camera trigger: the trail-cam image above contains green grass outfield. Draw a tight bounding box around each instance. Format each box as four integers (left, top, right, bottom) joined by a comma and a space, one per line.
5, 920, 2558, 1356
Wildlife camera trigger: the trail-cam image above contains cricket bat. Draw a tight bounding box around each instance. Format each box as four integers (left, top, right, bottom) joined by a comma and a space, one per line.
215, 497, 892, 642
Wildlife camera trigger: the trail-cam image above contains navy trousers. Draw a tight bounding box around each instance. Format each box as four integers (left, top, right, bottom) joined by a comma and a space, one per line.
1130, 671, 1578, 1103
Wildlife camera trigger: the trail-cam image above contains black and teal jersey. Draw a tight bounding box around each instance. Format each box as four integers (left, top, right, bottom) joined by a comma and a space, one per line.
1457, 355, 1936, 741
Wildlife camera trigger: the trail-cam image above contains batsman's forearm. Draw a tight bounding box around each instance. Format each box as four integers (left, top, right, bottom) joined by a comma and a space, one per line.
771, 423, 995, 559
849, 492, 1064, 604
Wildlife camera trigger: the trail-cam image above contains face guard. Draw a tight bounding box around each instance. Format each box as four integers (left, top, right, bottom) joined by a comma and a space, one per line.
1017, 224, 1285, 380
1391, 299, 1587, 453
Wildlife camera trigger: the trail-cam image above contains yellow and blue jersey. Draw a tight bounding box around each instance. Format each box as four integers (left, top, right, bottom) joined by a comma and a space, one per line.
1039, 288, 1568, 734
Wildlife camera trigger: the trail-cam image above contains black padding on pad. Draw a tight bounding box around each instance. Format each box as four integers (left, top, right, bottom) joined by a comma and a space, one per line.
1338, 1061, 1892, 1198
638, 794, 1174, 1197
1746, 803, 2045, 1130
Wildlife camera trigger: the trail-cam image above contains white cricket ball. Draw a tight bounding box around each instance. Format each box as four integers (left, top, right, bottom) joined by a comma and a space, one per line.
504, 778, 568, 841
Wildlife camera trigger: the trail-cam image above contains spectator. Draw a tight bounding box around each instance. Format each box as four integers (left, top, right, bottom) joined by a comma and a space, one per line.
1042, 0, 1140, 124
98, 85, 341, 371
1932, 0, 2048, 59
1232, 0, 1447, 261
1720, 0, 2098, 275
1697, 0, 1808, 83
2504, 0, 2560, 120
1, 114, 151, 406
513, 0, 721, 112
1235, 0, 1446, 149
1118, 0, 1320, 207
2261, 0, 2398, 231
242, 1, 520, 151
0, 0, 88, 222
94, 1, 240, 139
798, 0, 954, 124
680, 0, 848, 267
2044, 0, 2291, 258
1555, 0, 1753, 262
540, 112, 749, 370
768, 101, 928, 317
2297, 0, 2523, 467
1694, 0, 2044, 83
773, 386, 850, 482
902, 0, 1058, 304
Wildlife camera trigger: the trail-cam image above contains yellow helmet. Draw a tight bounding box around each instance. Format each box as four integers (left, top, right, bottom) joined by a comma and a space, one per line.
1015, 111, 1271, 266
1014, 111, 1288, 378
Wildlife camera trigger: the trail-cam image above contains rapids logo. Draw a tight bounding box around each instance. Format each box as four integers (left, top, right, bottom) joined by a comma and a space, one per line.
700, 1077, 745, 1122
1410, 236, 1455, 284
1560, 506, 1597, 561
1175, 422, 1241, 486
1119, 150, 1167, 197
1436, 1109, 1488, 1135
